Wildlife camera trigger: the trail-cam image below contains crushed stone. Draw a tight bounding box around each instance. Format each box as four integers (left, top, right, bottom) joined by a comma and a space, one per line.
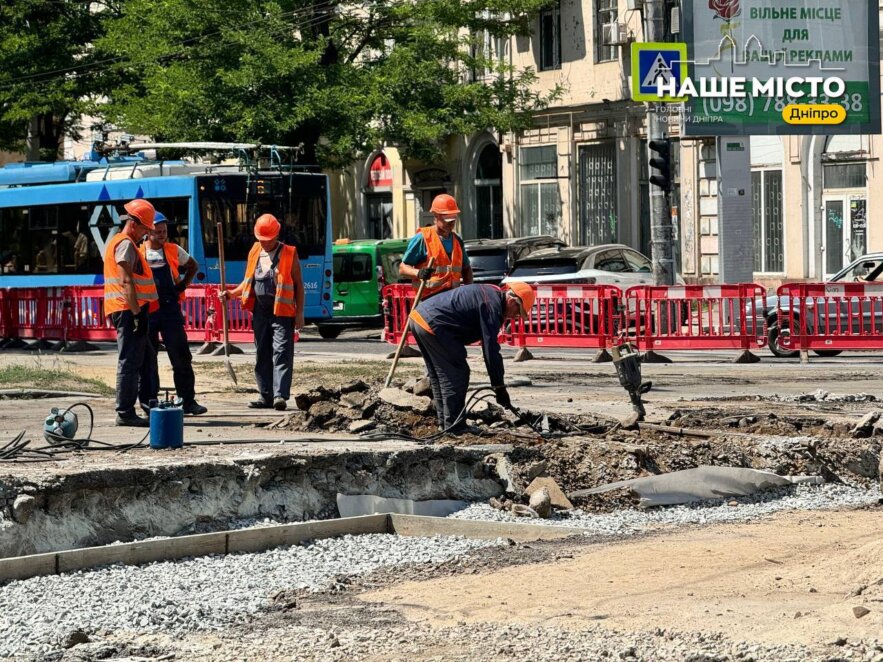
0, 534, 500, 659
450, 483, 882, 535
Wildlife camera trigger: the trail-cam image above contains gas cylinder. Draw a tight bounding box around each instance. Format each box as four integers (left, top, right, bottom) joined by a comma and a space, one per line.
149, 393, 184, 449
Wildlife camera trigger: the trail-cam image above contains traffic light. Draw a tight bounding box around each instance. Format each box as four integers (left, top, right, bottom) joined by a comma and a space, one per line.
648, 139, 672, 192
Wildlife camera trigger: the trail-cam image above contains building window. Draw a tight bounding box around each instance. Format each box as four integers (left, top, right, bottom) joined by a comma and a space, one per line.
578, 142, 617, 245
474, 144, 503, 239
823, 163, 866, 189
751, 170, 784, 273
539, 2, 561, 71
596, 0, 618, 63
519, 145, 560, 235
471, 28, 505, 81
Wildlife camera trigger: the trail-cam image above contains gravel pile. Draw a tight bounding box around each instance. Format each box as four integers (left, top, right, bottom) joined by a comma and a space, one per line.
0, 534, 499, 659
76, 618, 883, 662
450, 483, 882, 535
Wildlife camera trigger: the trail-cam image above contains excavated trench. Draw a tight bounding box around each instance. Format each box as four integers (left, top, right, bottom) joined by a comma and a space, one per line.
2, 377, 881, 561
0, 446, 505, 559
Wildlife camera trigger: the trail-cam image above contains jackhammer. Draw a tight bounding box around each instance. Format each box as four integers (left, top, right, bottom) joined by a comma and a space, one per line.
610, 342, 652, 421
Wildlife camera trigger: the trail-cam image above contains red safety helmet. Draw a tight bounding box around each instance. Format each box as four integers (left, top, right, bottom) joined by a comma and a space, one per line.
254, 214, 281, 241
505, 281, 536, 319
123, 199, 156, 230
429, 193, 460, 219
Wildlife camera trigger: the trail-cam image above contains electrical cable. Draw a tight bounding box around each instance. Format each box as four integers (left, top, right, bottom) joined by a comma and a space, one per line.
1, 401, 150, 462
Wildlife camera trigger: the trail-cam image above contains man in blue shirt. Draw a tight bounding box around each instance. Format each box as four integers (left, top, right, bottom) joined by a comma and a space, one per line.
399, 193, 473, 296
407, 282, 536, 435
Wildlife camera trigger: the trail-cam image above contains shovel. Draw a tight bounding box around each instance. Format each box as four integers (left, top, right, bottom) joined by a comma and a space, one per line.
216, 221, 238, 385
384, 257, 435, 388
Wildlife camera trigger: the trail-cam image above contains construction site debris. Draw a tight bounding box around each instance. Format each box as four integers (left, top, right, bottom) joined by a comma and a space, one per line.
377, 387, 433, 414
528, 487, 552, 518
451, 483, 881, 534
11, 494, 36, 524
402, 376, 432, 396
526, 477, 573, 511
851, 411, 881, 438
569, 466, 822, 508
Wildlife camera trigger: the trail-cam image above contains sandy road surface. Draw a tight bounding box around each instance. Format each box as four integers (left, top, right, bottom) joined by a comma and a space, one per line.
362, 509, 883, 648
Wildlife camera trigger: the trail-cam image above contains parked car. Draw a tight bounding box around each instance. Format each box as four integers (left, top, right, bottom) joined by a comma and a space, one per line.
752, 253, 883, 358
464, 235, 566, 285
501, 244, 680, 288
501, 244, 684, 335
316, 239, 409, 339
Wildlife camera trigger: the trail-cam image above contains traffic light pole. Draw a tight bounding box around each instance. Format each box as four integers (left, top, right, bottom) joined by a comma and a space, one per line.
644, 0, 676, 287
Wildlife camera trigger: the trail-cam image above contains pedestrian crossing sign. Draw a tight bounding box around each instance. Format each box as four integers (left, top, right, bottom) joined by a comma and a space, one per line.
631, 42, 688, 102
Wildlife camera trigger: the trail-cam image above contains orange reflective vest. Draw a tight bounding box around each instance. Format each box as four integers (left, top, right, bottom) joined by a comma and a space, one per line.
414, 226, 463, 295
140, 242, 186, 302
103, 233, 159, 316
241, 242, 299, 317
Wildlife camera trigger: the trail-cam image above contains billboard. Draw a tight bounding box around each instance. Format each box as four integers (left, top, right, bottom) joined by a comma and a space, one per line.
682, 0, 881, 135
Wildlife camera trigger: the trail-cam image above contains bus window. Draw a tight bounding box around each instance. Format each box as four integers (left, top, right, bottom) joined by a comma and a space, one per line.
199, 173, 328, 261
0, 197, 189, 275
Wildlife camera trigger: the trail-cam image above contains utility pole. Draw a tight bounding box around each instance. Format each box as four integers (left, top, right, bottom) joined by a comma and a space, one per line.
643, 0, 676, 286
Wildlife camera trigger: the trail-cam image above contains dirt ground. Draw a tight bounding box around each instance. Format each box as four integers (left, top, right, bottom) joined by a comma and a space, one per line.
69, 508, 883, 662
361, 509, 883, 647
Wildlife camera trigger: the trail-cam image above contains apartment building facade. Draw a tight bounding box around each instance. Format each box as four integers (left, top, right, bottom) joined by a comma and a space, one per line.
330, 0, 656, 251
331, 1, 883, 290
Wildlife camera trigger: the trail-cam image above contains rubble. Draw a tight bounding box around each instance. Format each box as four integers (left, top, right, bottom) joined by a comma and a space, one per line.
851, 411, 881, 438
377, 388, 432, 414
525, 477, 573, 511
528, 487, 552, 518
281, 379, 575, 440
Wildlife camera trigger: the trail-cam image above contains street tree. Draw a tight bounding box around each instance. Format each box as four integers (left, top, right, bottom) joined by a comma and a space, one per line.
0, 1, 119, 160
97, 0, 561, 167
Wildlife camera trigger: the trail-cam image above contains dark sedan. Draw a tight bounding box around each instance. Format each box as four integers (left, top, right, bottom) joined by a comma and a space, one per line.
464, 235, 565, 285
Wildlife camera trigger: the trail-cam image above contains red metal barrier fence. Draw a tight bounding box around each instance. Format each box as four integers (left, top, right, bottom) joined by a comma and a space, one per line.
625, 284, 767, 352
381, 283, 512, 347
382, 284, 416, 345
777, 282, 883, 352
6, 281, 883, 356
0, 285, 284, 347
509, 284, 621, 350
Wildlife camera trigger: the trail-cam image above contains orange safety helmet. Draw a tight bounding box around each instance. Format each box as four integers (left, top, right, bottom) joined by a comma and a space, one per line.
254, 213, 281, 241
505, 281, 536, 319
123, 199, 156, 230
429, 193, 460, 218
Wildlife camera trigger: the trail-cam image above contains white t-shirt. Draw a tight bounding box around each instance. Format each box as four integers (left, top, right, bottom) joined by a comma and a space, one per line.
145, 244, 190, 267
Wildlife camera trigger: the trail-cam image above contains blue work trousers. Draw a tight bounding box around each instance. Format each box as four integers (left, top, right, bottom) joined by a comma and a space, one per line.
409, 321, 470, 430
140, 303, 196, 405
110, 305, 155, 417
253, 298, 294, 402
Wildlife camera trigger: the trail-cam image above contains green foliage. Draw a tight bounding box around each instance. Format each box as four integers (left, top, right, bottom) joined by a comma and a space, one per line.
0, 1, 115, 158
96, 0, 562, 167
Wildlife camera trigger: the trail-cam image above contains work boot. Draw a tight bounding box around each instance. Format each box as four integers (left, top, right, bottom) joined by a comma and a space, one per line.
116, 413, 150, 428
248, 399, 273, 409
182, 401, 208, 416
273, 397, 287, 411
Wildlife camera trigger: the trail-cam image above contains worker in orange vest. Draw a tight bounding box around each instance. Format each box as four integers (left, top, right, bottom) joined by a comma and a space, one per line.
220, 214, 304, 411
138, 211, 206, 416
103, 199, 159, 427
399, 193, 473, 296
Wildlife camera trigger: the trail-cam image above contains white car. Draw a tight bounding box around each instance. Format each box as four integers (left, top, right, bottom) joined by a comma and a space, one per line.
500, 244, 684, 335
501, 244, 683, 288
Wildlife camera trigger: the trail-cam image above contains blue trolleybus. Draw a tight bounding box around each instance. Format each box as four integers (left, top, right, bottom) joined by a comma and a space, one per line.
0, 144, 333, 322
